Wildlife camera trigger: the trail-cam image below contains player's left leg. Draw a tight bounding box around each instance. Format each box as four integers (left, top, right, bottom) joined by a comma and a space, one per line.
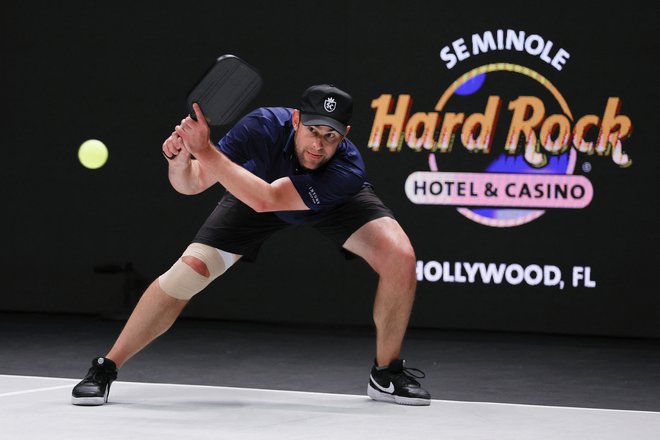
343, 217, 431, 406
343, 217, 416, 365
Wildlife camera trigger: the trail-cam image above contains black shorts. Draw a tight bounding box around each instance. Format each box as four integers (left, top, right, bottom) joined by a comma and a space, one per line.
192, 186, 394, 262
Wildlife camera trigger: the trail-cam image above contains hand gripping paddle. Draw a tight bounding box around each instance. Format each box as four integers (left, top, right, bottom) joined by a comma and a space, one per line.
187, 54, 263, 126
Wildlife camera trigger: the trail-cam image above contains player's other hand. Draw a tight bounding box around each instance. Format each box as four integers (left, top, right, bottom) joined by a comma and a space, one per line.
162, 130, 192, 164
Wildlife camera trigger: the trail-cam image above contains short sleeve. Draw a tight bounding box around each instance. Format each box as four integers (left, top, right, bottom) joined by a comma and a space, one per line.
289, 159, 365, 210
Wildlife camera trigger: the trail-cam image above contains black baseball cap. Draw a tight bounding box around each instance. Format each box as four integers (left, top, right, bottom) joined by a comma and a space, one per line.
299, 84, 352, 136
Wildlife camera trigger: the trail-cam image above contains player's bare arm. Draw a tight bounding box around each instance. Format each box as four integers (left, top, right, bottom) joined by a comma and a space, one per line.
162, 129, 217, 195
175, 103, 308, 212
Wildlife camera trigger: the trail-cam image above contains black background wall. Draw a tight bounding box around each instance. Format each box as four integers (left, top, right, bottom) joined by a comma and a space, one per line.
3, 1, 658, 337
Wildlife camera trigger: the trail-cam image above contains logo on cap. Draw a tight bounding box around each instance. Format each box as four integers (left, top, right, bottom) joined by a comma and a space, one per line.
324, 97, 337, 113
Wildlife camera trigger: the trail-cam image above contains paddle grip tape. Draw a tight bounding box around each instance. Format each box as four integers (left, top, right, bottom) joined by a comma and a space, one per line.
159, 243, 240, 300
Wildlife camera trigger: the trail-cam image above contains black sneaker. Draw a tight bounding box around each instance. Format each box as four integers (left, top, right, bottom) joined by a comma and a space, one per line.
71, 357, 117, 405
368, 359, 431, 406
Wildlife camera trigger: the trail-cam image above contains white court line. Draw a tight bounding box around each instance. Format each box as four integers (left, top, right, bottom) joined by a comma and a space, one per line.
113, 378, 660, 414
0, 374, 76, 382
0, 374, 77, 397
0, 384, 71, 397
0, 384, 74, 397
1, 374, 658, 414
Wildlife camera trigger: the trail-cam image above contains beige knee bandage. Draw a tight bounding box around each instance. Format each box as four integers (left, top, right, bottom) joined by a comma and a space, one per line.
159, 243, 240, 300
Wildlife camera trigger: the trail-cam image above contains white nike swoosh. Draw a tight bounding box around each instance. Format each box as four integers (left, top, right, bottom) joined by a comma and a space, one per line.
370, 374, 395, 393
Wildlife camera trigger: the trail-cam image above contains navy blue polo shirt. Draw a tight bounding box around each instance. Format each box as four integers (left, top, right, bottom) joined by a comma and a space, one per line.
217, 107, 368, 224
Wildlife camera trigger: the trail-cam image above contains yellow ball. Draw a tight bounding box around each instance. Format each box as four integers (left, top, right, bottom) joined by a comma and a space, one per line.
78, 139, 108, 169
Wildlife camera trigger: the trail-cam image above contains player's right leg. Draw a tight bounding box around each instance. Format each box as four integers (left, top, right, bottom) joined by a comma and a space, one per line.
72, 192, 286, 405
70, 279, 186, 405
71, 245, 240, 406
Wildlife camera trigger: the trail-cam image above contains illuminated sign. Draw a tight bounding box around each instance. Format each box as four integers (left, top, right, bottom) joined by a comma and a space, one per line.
368, 30, 633, 227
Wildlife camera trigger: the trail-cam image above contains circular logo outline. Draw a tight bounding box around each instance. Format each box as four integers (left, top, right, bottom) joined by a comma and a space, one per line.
429, 63, 577, 227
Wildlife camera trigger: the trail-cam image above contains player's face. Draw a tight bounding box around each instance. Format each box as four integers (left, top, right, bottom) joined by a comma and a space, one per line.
293, 122, 343, 170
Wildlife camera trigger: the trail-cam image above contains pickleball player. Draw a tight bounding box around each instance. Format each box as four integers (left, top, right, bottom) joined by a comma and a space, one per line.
71, 84, 431, 406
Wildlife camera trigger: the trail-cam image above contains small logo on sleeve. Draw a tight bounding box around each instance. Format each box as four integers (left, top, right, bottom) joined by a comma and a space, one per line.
308, 186, 320, 204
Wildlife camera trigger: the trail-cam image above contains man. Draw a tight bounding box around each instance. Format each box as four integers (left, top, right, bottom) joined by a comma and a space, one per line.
71, 84, 431, 406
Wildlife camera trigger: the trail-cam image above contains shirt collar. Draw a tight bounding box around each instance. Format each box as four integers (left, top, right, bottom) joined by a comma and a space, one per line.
282, 110, 296, 156
283, 129, 295, 156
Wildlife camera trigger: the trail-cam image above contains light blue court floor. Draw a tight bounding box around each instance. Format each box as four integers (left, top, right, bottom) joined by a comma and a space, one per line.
1, 374, 659, 440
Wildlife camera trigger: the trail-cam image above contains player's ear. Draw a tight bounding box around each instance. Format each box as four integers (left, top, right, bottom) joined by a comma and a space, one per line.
292, 109, 300, 130
342, 125, 351, 139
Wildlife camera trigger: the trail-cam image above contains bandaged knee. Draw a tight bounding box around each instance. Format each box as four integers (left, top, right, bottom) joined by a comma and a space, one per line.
159, 243, 240, 300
